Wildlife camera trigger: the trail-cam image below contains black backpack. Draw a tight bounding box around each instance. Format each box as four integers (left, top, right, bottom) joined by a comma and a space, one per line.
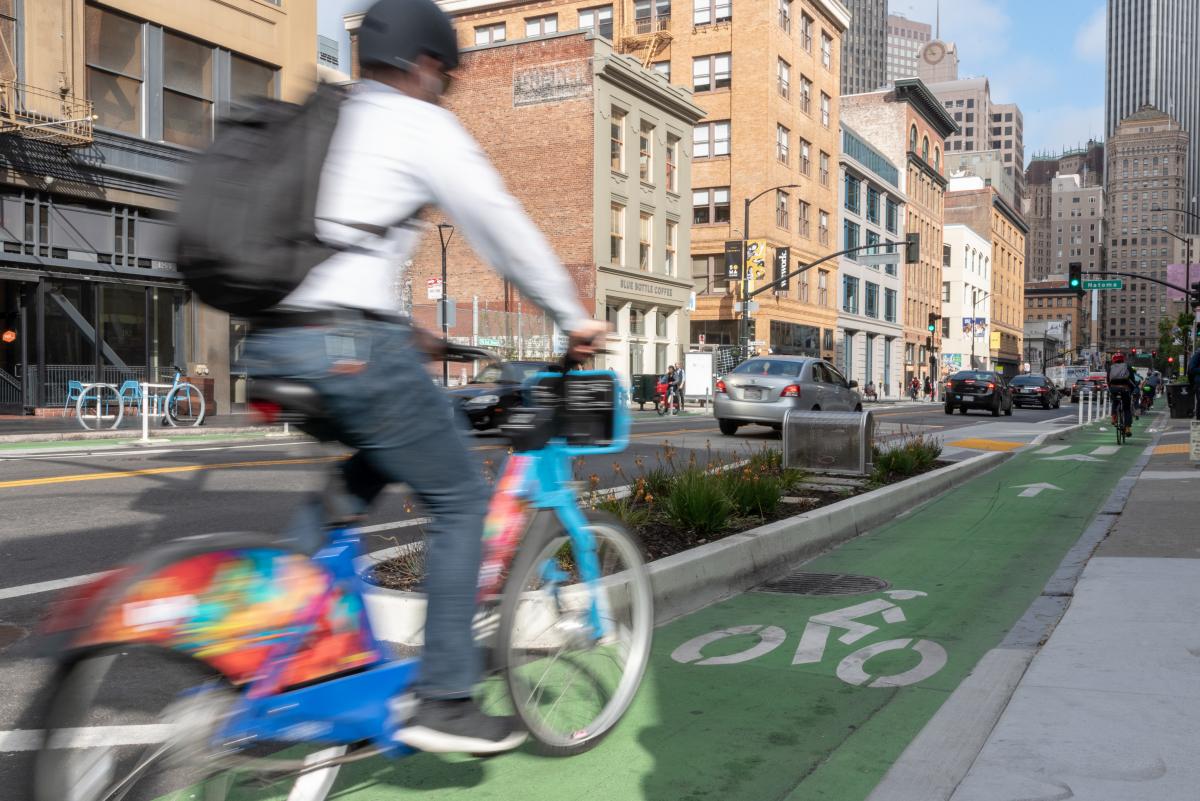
175, 84, 346, 316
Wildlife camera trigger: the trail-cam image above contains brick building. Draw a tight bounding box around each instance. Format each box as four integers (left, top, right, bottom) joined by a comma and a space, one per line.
1024, 279, 1088, 356
342, 24, 703, 385
842, 78, 957, 387
944, 175, 1028, 375
421, 0, 852, 361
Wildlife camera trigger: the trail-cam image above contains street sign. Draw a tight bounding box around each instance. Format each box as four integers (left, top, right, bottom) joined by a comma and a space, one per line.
436, 298, 456, 328
426, 277, 443, 300
1082, 279, 1123, 290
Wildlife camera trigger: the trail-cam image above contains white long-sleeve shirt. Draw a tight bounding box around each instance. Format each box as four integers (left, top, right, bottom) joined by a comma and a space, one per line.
281, 80, 591, 333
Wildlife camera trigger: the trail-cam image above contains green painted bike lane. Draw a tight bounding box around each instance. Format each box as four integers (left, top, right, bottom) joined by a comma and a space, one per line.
230, 422, 1148, 801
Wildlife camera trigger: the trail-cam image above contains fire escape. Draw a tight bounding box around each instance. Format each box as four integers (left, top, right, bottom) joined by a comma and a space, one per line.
0, 29, 94, 148
619, 14, 673, 69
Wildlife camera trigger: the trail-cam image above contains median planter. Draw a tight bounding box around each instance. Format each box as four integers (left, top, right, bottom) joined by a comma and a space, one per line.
360, 450, 1010, 645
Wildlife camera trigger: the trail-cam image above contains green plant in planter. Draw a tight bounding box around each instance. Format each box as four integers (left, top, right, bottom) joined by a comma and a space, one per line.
594, 493, 654, 529
871, 433, 942, 483
721, 466, 783, 518
660, 468, 732, 537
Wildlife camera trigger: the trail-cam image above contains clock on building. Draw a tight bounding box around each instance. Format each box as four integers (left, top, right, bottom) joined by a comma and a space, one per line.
923, 41, 946, 65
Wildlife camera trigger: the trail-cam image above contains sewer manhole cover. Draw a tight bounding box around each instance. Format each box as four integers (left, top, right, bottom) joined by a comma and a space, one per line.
0, 623, 27, 652
755, 571, 889, 596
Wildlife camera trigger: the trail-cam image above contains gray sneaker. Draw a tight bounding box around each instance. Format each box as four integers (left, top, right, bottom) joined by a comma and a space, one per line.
393, 699, 527, 754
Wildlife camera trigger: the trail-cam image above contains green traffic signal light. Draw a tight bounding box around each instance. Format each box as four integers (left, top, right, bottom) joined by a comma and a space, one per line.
1069, 277, 1080, 288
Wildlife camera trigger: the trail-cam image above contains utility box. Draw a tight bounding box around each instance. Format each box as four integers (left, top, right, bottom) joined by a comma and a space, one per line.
684, 351, 714, 407
1167, 383, 1193, 419
782, 410, 875, 476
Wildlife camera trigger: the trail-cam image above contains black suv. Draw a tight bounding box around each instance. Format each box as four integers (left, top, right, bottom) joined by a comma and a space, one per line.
944, 370, 1013, 416
1010, 374, 1062, 409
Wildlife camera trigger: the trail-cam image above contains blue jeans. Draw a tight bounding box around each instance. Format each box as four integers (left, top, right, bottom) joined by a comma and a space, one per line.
243, 319, 487, 699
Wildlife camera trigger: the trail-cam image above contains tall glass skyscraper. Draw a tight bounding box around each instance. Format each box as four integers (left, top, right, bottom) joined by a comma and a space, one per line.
840, 0, 887, 95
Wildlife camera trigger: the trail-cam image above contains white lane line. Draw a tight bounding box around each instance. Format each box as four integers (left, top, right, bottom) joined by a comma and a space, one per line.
1, 724, 176, 752
1090, 445, 1120, 456
1138, 470, 1200, 481
0, 518, 424, 602
1034, 445, 1069, 455
1043, 414, 1076, 424
0, 440, 309, 461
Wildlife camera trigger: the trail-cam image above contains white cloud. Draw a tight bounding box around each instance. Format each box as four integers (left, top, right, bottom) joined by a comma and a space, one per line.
1074, 5, 1106, 63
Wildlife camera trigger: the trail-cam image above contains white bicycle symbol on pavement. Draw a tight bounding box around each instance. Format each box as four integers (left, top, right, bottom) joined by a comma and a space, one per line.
670, 589, 948, 688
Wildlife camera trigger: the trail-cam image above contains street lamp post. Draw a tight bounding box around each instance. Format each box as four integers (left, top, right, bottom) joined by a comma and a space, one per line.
969, 289, 990, 370
1151, 225, 1193, 372
740, 184, 803, 357
437, 223, 455, 387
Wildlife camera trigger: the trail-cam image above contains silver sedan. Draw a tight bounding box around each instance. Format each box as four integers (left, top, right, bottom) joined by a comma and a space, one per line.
714, 356, 862, 436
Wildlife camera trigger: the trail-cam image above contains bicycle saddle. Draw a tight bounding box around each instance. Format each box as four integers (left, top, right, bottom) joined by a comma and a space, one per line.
248, 379, 327, 424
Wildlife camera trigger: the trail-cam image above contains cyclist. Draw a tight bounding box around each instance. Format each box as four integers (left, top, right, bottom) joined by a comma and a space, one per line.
1107, 352, 1135, 435
243, 0, 604, 755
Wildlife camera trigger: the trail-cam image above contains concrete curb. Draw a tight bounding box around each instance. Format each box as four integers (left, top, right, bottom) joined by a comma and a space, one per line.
864, 419, 1165, 801
0, 424, 290, 446
361, 450, 1011, 645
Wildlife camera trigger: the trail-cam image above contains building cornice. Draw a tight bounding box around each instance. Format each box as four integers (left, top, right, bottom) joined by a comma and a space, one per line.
593, 44, 706, 124
992, 194, 1029, 233
810, 0, 853, 32
906, 151, 948, 188
893, 78, 959, 138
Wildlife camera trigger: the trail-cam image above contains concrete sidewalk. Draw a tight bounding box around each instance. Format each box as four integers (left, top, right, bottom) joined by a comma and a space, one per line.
949, 415, 1200, 801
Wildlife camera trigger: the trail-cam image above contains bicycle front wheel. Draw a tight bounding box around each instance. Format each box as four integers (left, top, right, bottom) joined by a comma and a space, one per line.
165, 382, 206, 427
496, 510, 653, 756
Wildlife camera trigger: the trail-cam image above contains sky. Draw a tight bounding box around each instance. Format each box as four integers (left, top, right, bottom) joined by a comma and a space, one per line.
317, 0, 1107, 166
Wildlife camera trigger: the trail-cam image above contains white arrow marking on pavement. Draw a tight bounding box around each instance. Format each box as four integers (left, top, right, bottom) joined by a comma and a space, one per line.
1012, 482, 1063, 498
1090, 445, 1120, 456
1041, 454, 1104, 462
1034, 445, 1070, 455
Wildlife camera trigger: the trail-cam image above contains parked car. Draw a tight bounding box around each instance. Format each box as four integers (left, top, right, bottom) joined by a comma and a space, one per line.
1010, 374, 1062, 409
943, 370, 1013, 416
1071, 377, 1107, 403
714, 356, 861, 436
446, 360, 552, 430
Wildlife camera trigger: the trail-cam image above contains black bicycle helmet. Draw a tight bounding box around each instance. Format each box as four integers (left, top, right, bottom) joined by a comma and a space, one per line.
358, 0, 460, 72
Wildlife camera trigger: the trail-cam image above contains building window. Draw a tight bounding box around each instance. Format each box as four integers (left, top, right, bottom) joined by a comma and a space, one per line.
86, 5, 144, 136
639, 122, 654, 182
525, 14, 558, 35
844, 174, 861, 214
656, 310, 669, 338
776, 190, 789, 229
821, 32, 833, 69
801, 13, 813, 51
776, 124, 789, 164
693, 0, 732, 26
634, 0, 671, 32
818, 210, 829, 245
162, 32, 214, 149
884, 288, 897, 322
866, 187, 880, 224
630, 307, 645, 336
692, 53, 731, 92
909, 124, 918, 151
819, 151, 830, 186
693, 187, 730, 224
941, 281, 950, 303
842, 274, 859, 313
692, 255, 727, 295
820, 92, 830, 127
799, 75, 812, 114
843, 219, 860, 259
610, 202, 625, 265
652, 60, 671, 80
799, 138, 811, 175
639, 212, 653, 271
231, 54, 276, 103
610, 108, 625, 172
693, 120, 730, 158
933, 146, 940, 169
474, 22, 506, 44
579, 5, 614, 39
865, 282, 879, 318
818, 269, 829, 305
665, 134, 679, 192
665, 220, 677, 276
921, 135, 929, 162
778, 0, 791, 31
777, 58, 790, 98
798, 201, 811, 238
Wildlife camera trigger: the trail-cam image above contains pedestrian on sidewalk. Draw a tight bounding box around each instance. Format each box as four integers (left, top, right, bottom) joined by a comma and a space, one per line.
923, 375, 933, 402
1188, 347, 1200, 419
909, 376, 920, 401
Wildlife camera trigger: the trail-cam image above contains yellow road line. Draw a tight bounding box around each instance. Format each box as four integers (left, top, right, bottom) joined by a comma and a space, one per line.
946, 438, 1024, 452
0, 455, 345, 490
1153, 443, 1189, 455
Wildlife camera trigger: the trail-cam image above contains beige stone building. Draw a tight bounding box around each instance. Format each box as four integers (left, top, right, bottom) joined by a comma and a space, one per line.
0, 1, 316, 413
927, 77, 1024, 210
842, 78, 957, 385
432, 0, 852, 360
1024, 140, 1104, 282
945, 175, 1028, 375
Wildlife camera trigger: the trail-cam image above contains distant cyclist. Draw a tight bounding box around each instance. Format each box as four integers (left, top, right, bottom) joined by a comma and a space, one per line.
1107, 353, 1135, 435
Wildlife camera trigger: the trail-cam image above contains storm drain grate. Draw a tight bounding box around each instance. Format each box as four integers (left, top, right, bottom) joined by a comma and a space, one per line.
755, 571, 889, 596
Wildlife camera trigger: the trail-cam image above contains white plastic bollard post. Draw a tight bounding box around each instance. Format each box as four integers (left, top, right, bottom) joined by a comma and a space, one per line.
1078, 391, 1084, 425
141, 382, 149, 443
1087, 391, 1094, 423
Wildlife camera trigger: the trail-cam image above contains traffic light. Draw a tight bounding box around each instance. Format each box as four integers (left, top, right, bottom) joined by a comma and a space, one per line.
905, 233, 920, 264
1068, 262, 1082, 291
1169, 356, 1175, 364
927, 312, 939, 333
0, 329, 14, 344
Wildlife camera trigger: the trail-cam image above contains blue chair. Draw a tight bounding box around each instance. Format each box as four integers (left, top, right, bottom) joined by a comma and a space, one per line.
117, 380, 142, 414
64, 380, 84, 414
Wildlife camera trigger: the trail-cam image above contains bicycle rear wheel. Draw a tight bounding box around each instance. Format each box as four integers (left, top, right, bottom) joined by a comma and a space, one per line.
34, 648, 349, 801
495, 510, 653, 756
165, 382, 206, 427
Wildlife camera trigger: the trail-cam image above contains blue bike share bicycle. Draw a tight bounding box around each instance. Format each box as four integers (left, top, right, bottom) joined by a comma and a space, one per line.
33, 345, 653, 801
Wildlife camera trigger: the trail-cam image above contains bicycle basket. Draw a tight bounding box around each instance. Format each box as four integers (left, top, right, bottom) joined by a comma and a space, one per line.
501, 371, 626, 453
